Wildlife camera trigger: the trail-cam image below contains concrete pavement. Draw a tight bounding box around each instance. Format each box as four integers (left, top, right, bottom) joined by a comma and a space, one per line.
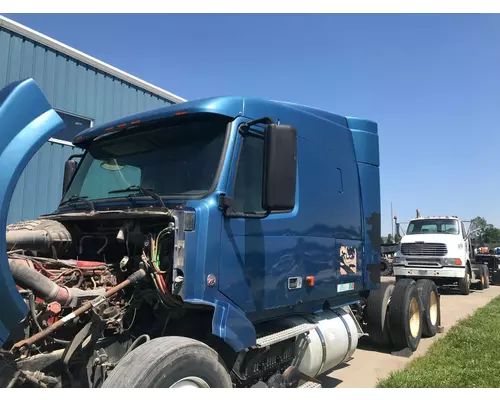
320, 278, 500, 388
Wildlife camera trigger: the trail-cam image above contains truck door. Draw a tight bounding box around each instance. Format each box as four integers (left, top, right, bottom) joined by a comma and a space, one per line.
218, 117, 363, 315
0, 79, 64, 346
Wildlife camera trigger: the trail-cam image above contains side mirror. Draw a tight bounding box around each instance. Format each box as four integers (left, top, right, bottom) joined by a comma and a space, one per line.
62, 160, 77, 196
62, 154, 83, 196
466, 228, 480, 240
262, 124, 297, 212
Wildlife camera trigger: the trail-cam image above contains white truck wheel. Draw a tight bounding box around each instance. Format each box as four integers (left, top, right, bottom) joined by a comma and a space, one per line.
476, 267, 486, 291
458, 269, 471, 295
483, 265, 490, 289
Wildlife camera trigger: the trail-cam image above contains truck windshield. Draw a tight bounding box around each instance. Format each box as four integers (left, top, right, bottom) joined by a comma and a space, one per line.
407, 219, 459, 235
62, 116, 231, 203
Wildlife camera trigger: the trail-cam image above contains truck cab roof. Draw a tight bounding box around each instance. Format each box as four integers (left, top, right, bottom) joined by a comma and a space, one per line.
411, 216, 460, 221
72, 96, 378, 148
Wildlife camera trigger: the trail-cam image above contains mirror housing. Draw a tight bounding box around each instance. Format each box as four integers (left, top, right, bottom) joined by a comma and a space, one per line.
62, 160, 77, 197
262, 124, 297, 212
466, 227, 480, 240
62, 154, 83, 197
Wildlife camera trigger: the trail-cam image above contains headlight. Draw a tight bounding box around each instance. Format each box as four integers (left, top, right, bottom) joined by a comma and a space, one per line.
442, 258, 462, 266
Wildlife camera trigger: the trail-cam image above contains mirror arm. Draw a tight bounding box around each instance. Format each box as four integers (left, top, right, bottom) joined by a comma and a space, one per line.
238, 117, 274, 134
218, 193, 234, 215
68, 153, 84, 161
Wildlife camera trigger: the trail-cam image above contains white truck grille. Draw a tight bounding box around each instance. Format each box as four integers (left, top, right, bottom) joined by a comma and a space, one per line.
401, 243, 447, 257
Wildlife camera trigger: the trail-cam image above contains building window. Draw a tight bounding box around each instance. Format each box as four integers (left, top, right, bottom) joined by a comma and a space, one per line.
52, 110, 93, 143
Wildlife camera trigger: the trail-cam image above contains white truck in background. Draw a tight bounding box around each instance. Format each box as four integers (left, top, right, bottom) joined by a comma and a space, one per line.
393, 215, 489, 295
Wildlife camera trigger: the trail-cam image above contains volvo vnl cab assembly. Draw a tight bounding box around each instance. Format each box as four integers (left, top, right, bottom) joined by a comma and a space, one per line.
0, 79, 439, 388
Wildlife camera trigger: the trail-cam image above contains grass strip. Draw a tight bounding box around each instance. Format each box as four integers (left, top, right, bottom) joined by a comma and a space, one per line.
378, 295, 500, 388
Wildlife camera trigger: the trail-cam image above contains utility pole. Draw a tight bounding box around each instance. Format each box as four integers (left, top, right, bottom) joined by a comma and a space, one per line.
391, 202, 394, 237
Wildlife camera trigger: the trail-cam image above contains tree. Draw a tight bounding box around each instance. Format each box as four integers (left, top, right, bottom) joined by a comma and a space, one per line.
470, 217, 500, 247
394, 233, 402, 244
484, 225, 500, 245
386, 234, 394, 244
471, 216, 487, 236
471, 216, 488, 246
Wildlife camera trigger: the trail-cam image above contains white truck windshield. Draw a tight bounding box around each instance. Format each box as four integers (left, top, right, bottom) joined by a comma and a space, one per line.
407, 219, 459, 235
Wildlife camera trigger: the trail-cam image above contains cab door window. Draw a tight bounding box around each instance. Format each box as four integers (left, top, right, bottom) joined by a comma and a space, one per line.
232, 133, 265, 215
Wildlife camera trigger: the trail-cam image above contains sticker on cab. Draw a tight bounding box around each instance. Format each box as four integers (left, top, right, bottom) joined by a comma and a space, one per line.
337, 283, 355, 292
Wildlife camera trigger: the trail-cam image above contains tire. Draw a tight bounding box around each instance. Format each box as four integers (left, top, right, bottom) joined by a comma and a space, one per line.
380, 261, 388, 276
458, 269, 471, 295
102, 336, 232, 388
416, 280, 440, 338
364, 282, 395, 347
381, 262, 393, 277
388, 279, 422, 352
482, 265, 490, 289
476, 267, 485, 291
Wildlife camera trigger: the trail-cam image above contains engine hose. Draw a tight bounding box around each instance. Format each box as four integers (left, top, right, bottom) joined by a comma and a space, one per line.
9, 259, 69, 304
9, 258, 102, 308
12, 269, 147, 352
125, 334, 150, 356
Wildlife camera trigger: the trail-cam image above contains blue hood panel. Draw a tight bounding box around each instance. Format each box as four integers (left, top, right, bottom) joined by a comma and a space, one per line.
0, 79, 64, 346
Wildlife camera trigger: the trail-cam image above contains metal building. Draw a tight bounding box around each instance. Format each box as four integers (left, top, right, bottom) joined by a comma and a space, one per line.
0, 15, 186, 224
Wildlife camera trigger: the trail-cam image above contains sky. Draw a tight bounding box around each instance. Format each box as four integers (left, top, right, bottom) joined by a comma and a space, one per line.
4, 13, 500, 235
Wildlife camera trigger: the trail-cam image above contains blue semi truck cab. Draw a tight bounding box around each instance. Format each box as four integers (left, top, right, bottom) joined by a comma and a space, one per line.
0, 79, 431, 388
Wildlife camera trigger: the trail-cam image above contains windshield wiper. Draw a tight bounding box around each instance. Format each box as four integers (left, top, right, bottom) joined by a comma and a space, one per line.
59, 195, 95, 213
109, 185, 167, 210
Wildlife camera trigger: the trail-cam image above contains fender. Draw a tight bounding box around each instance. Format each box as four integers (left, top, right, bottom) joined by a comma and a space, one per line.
187, 295, 257, 352
0, 78, 64, 346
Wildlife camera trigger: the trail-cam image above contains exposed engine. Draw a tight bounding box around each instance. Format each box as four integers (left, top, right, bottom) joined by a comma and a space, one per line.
2, 214, 185, 388
1, 214, 361, 389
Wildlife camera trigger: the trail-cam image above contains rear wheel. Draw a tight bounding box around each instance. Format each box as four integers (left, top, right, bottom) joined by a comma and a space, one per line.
388, 279, 422, 351
416, 279, 440, 337
482, 265, 490, 289
102, 336, 232, 388
476, 267, 485, 291
364, 282, 395, 347
458, 269, 471, 295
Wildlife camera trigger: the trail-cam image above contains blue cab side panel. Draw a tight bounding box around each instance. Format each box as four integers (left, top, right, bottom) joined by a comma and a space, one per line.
346, 117, 381, 290
0, 78, 64, 346
218, 103, 364, 323
63, 97, 378, 352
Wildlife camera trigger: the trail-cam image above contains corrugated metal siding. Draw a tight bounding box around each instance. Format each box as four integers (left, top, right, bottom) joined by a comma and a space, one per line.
7, 141, 79, 224
0, 27, 177, 223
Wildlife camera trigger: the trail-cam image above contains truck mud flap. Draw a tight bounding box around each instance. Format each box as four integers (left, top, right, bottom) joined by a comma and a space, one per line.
0, 78, 64, 346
